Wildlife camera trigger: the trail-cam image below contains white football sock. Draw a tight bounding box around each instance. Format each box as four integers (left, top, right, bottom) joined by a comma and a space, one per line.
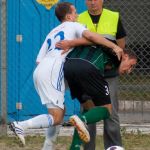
42, 125, 61, 150
18, 114, 54, 130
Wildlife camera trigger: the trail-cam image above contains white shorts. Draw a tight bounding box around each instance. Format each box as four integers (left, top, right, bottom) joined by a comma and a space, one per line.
33, 56, 65, 110
45, 102, 61, 109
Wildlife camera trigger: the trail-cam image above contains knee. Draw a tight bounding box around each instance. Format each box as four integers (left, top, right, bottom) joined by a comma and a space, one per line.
52, 113, 64, 125
48, 109, 64, 125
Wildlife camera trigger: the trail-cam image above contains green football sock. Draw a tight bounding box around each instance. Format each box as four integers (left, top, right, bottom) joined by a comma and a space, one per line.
69, 128, 82, 150
79, 107, 110, 124
69, 108, 109, 149
69, 110, 87, 150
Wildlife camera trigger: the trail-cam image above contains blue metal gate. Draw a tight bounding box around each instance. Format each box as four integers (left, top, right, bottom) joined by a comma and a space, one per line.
7, 0, 86, 122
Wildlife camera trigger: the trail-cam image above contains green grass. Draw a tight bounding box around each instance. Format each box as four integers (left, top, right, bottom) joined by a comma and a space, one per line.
0, 134, 150, 150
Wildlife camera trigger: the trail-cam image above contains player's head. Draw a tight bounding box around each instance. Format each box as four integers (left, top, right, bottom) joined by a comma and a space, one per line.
55, 2, 78, 22
118, 49, 137, 75
86, 0, 103, 15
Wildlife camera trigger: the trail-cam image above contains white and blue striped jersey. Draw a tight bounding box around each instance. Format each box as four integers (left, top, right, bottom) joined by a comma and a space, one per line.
33, 21, 87, 109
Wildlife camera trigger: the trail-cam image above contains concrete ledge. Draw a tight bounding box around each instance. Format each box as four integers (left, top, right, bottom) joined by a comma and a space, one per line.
119, 100, 150, 112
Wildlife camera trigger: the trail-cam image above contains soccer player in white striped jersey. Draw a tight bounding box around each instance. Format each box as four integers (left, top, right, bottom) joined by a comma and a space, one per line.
9, 2, 123, 148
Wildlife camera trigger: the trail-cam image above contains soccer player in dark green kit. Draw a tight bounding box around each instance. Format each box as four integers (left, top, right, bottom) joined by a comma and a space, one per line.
57, 40, 137, 149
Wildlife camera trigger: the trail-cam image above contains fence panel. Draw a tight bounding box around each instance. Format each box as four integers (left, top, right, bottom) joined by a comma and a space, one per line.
104, 0, 150, 123
0, 0, 7, 135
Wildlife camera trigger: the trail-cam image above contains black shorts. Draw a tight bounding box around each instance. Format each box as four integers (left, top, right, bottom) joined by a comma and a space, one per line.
64, 59, 111, 106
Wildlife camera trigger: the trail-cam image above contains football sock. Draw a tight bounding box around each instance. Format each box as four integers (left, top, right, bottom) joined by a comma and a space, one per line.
70, 129, 82, 150
70, 108, 109, 149
42, 125, 61, 150
70, 110, 88, 149
79, 107, 110, 124
18, 114, 54, 129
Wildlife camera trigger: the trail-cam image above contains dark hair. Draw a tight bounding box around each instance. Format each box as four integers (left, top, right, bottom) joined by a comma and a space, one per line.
124, 49, 137, 60
55, 2, 73, 22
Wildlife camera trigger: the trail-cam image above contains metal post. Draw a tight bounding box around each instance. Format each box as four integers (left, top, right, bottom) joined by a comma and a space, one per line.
0, 0, 7, 136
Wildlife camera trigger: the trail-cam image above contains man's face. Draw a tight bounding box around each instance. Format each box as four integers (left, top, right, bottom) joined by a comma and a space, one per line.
86, 0, 103, 14
118, 54, 137, 75
67, 5, 78, 22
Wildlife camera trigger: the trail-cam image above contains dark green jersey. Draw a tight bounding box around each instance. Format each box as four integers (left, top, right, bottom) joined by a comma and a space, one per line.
67, 45, 120, 77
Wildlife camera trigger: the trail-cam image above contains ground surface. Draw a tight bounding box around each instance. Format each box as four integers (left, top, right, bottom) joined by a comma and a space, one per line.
0, 133, 150, 150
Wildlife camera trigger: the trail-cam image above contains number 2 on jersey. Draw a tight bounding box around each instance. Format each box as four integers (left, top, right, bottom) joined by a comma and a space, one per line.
47, 31, 65, 52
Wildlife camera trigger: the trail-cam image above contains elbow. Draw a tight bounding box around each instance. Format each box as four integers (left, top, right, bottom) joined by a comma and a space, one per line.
85, 35, 95, 42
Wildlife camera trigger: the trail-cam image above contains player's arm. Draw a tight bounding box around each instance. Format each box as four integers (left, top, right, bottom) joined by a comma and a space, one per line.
56, 37, 92, 54
62, 37, 93, 46
117, 37, 126, 49
82, 30, 123, 60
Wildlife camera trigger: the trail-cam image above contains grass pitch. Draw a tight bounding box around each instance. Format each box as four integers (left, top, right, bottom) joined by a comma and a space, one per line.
0, 134, 150, 150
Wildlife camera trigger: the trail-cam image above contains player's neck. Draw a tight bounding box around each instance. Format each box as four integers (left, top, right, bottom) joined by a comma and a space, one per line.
62, 20, 73, 23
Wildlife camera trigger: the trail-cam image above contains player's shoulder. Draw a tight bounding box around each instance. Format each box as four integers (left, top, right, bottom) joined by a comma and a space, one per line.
62, 21, 80, 27
73, 22, 83, 26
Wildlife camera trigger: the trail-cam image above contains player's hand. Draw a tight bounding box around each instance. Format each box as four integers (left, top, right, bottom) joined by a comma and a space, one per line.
112, 45, 124, 61
56, 40, 72, 55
